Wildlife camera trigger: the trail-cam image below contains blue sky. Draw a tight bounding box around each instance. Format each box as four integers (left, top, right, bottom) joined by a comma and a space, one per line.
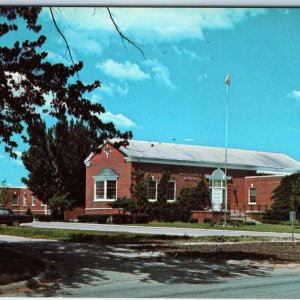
1, 7, 300, 186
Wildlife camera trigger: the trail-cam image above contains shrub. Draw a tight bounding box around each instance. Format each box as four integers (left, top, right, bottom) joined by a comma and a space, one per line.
34, 214, 52, 221
110, 197, 137, 214
189, 218, 198, 223
134, 214, 149, 224
112, 214, 133, 224
25, 207, 33, 216
228, 219, 243, 227
203, 218, 215, 226
77, 214, 110, 224
243, 221, 256, 226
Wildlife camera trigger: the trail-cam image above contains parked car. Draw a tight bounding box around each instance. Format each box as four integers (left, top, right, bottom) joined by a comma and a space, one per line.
0, 208, 34, 226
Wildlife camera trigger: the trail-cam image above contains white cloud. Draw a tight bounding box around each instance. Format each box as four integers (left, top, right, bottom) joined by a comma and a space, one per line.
100, 111, 137, 129
290, 90, 300, 98
14, 151, 22, 158
197, 73, 208, 82
184, 138, 194, 142
96, 59, 150, 81
46, 51, 71, 65
288, 90, 300, 105
14, 160, 23, 166
45, 8, 265, 43
101, 82, 129, 97
0, 155, 4, 159
143, 59, 176, 89
172, 46, 203, 61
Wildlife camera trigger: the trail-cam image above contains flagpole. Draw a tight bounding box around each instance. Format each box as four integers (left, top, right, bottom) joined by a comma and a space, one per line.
224, 74, 230, 227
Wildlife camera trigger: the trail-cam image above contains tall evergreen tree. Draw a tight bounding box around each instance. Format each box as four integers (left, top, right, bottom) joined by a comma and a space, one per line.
269, 172, 300, 220
157, 169, 172, 204
130, 168, 148, 213
22, 118, 97, 211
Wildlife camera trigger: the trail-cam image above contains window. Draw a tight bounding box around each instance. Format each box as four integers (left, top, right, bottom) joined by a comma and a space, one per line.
32, 195, 36, 207
12, 195, 19, 206
167, 181, 176, 201
94, 180, 117, 201
249, 187, 256, 204
93, 168, 119, 201
95, 181, 105, 199
148, 180, 157, 201
107, 180, 116, 200
23, 194, 27, 206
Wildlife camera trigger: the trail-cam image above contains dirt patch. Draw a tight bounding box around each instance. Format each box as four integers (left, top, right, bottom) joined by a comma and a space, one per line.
0, 248, 45, 286
134, 241, 300, 263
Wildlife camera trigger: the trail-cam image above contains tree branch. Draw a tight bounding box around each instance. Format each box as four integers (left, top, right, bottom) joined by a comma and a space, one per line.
49, 7, 79, 79
106, 7, 145, 59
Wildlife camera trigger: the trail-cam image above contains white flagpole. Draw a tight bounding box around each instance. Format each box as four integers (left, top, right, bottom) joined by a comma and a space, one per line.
224, 74, 230, 227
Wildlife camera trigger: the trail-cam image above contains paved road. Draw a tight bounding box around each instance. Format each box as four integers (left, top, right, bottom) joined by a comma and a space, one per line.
1, 235, 300, 298
23, 221, 300, 239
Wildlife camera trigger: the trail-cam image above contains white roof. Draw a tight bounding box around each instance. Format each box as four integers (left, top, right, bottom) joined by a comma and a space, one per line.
119, 140, 300, 173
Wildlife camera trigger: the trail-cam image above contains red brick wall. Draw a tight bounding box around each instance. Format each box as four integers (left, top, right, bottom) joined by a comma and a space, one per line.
85, 143, 284, 214
1, 187, 47, 215
132, 163, 256, 208
85, 143, 132, 214
191, 211, 231, 223
244, 175, 283, 211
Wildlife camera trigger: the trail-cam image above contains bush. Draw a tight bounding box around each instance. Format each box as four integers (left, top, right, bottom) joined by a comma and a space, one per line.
134, 214, 149, 224
77, 214, 110, 224
203, 218, 215, 226
228, 219, 243, 227
34, 214, 52, 221
243, 221, 256, 226
112, 214, 133, 224
110, 197, 137, 214
189, 218, 198, 223
25, 207, 33, 216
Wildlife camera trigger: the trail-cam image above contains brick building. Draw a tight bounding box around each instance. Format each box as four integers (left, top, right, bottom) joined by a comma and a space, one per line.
1, 187, 48, 215
84, 140, 300, 216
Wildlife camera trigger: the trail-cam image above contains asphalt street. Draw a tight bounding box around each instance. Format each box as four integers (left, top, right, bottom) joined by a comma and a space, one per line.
1, 235, 300, 298
22, 221, 300, 239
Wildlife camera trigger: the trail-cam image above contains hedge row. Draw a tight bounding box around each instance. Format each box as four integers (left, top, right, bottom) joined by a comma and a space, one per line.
77, 214, 149, 224
34, 214, 53, 222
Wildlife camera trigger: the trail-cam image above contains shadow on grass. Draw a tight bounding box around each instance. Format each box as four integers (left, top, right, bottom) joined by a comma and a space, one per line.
0, 239, 278, 297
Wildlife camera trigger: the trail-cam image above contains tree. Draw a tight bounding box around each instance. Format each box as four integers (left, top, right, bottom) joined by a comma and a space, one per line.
176, 177, 210, 221
157, 169, 172, 204
130, 168, 148, 213
0, 7, 131, 158
48, 193, 70, 221
21, 118, 97, 211
0, 179, 10, 207
269, 172, 300, 221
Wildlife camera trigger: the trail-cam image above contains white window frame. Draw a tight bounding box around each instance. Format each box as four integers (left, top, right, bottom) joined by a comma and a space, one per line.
23, 194, 28, 207
12, 194, 19, 206
148, 180, 157, 202
167, 180, 176, 202
94, 178, 118, 202
248, 187, 257, 205
31, 195, 36, 207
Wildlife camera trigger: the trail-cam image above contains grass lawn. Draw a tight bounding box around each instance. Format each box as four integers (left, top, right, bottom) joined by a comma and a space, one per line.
143, 221, 300, 234
0, 225, 278, 244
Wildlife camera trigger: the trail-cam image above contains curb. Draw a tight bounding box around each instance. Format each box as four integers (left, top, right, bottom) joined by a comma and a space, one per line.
0, 260, 55, 294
